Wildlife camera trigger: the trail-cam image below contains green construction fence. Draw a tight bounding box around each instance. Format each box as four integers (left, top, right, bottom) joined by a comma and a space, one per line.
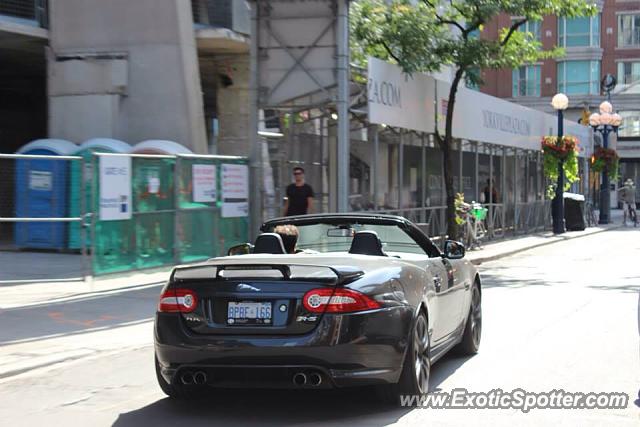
91, 154, 249, 276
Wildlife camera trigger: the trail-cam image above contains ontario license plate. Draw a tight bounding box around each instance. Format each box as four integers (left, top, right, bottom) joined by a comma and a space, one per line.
227, 301, 272, 325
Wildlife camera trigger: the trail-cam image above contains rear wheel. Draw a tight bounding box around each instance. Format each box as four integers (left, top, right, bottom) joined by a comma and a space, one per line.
455, 281, 482, 355
376, 311, 430, 404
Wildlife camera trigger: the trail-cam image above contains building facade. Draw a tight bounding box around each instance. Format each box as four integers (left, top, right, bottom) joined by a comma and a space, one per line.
0, 0, 251, 155
481, 0, 640, 196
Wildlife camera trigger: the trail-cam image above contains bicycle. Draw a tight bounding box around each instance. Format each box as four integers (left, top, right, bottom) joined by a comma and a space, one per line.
624, 202, 638, 227
584, 201, 597, 228
458, 201, 487, 250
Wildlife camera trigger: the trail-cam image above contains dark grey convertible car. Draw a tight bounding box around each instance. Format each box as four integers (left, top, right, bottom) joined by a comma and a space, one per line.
154, 213, 482, 402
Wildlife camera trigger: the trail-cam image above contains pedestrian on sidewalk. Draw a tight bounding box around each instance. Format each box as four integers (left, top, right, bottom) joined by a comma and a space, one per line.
283, 167, 314, 216
618, 178, 637, 225
483, 179, 499, 204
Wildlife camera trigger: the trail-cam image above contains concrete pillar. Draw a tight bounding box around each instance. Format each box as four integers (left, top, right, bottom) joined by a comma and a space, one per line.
47, 0, 207, 152
215, 55, 250, 156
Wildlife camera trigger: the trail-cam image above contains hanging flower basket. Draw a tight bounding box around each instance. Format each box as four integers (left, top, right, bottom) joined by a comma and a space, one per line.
541, 136, 578, 160
541, 136, 580, 198
591, 147, 619, 180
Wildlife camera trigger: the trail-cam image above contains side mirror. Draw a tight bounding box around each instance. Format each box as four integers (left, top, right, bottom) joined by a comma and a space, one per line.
227, 243, 253, 256
443, 240, 465, 259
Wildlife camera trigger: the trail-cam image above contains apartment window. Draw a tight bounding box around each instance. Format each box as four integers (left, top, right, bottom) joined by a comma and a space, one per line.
619, 111, 640, 138
512, 18, 541, 41
558, 16, 600, 47
557, 61, 600, 95
617, 61, 640, 85
618, 14, 640, 47
512, 65, 541, 97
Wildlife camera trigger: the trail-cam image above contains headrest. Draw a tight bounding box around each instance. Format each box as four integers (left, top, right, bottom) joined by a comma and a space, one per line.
348, 231, 386, 257
253, 233, 286, 254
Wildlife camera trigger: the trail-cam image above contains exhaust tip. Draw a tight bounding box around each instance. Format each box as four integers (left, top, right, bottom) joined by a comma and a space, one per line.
292, 372, 307, 386
193, 371, 207, 385
309, 372, 322, 386
180, 372, 194, 385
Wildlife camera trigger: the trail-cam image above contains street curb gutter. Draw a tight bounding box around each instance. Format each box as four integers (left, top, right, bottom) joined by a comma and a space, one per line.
469, 225, 622, 266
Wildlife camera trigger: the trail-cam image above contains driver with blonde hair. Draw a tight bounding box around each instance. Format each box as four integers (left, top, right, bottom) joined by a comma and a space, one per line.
274, 224, 299, 254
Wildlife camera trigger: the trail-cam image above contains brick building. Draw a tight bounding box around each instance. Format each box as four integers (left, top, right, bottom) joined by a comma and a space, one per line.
481, 0, 640, 194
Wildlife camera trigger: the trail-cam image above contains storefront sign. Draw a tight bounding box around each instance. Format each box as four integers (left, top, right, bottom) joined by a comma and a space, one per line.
368, 58, 592, 156
99, 155, 132, 221
192, 164, 217, 202
616, 140, 640, 158
436, 81, 593, 156
221, 163, 249, 217
367, 57, 436, 133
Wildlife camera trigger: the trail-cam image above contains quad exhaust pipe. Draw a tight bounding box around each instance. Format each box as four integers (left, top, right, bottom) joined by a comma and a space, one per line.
180, 372, 194, 385
292, 372, 307, 386
193, 371, 207, 385
308, 372, 322, 386
180, 371, 207, 385
292, 371, 322, 387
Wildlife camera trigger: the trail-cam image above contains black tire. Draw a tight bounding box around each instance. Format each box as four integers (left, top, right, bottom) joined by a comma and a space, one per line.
376, 310, 431, 404
155, 355, 189, 399
455, 281, 482, 355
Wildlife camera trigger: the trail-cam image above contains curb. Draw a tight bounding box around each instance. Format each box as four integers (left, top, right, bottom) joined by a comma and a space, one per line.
0, 344, 152, 384
469, 225, 622, 265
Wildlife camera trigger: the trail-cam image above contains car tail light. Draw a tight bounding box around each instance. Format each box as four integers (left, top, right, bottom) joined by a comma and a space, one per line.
158, 288, 198, 313
302, 288, 380, 313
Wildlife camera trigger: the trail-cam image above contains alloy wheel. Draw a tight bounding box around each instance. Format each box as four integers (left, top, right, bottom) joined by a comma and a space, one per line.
413, 315, 430, 394
470, 286, 482, 348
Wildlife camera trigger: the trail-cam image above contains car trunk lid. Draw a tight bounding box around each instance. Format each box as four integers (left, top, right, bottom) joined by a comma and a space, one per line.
170, 263, 363, 335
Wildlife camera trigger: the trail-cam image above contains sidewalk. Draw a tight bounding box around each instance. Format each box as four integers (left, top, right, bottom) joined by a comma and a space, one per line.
466, 213, 623, 265
0, 209, 626, 309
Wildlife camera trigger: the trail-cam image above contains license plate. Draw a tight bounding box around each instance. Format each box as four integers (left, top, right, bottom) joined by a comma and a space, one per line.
227, 301, 272, 325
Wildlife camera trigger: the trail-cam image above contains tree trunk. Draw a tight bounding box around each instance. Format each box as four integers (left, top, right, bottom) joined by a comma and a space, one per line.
441, 67, 465, 241
442, 140, 457, 240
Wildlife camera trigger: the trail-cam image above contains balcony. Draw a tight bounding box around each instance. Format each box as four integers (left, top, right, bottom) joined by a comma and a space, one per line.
192, 0, 249, 54
0, 0, 47, 28
192, 0, 248, 35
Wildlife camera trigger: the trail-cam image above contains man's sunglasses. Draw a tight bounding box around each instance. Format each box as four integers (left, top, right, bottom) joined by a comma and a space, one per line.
293, 172, 303, 175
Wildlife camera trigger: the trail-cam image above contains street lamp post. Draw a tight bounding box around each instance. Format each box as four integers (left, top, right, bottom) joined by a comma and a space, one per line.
551, 93, 569, 234
589, 101, 622, 224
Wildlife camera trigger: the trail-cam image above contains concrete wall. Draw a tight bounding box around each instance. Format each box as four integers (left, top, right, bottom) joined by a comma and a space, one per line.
47, 0, 207, 152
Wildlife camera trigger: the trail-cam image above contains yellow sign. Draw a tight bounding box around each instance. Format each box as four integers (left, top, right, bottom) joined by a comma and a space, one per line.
580, 109, 591, 126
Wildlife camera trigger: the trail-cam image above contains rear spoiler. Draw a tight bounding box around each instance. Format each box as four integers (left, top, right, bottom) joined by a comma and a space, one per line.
171, 263, 364, 286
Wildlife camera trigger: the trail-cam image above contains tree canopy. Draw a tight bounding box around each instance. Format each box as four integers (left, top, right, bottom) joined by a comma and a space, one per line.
351, 0, 597, 239
352, 0, 597, 88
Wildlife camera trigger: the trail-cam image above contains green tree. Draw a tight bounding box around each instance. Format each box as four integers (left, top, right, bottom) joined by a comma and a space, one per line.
352, 0, 596, 239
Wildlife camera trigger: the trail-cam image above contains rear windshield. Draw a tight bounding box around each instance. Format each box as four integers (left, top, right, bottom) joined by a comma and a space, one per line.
277, 222, 426, 255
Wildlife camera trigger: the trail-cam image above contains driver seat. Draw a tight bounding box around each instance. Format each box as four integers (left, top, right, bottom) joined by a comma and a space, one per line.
348, 231, 387, 256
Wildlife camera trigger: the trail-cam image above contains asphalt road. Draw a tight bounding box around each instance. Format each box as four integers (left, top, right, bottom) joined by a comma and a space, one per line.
0, 228, 638, 426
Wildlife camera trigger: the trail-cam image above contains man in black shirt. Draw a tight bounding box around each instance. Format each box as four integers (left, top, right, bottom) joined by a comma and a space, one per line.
283, 167, 314, 216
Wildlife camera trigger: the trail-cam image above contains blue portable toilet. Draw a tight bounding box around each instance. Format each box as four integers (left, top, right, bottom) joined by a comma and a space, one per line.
15, 139, 77, 250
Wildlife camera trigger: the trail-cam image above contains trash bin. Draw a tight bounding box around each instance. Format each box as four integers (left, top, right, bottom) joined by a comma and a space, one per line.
563, 193, 585, 231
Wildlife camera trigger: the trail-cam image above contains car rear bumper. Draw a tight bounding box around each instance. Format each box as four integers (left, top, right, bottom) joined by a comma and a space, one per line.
154, 306, 412, 388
